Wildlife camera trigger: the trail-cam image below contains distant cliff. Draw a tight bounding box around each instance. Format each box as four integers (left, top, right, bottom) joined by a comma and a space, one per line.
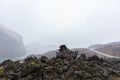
0, 25, 26, 61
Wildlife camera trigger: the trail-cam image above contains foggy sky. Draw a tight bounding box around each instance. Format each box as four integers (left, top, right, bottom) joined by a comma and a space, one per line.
0, 0, 120, 48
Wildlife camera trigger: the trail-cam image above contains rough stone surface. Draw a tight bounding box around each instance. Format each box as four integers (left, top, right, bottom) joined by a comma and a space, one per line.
56, 45, 78, 59
0, 45, 120, 80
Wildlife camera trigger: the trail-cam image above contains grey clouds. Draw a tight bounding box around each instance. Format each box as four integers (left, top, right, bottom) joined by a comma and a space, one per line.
0, 0, 120, 48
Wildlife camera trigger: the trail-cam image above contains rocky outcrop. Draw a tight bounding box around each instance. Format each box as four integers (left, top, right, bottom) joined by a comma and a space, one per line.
56, 45, 78, 59
0, 25, 26, 61
0, 45, 120, 80
37, 48, 104, 59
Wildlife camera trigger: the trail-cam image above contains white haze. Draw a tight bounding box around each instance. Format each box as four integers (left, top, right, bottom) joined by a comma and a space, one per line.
0, 0, 120, 48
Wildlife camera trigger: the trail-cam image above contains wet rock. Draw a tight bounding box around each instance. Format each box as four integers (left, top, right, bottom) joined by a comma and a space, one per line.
24, 56, 38, 63
79, 54, 87, 60
73, 71, 82, 78
1, 59, 13, 66
57, 68, 63, 74
103, 69, 109, 77
56, 45, 78, 59
59, 45, 69, 52
61, 75, 67, 80
41, 56, 49, 63
63, 65, 69, 72
0, 45, 120, 80
88, 55, 99, 61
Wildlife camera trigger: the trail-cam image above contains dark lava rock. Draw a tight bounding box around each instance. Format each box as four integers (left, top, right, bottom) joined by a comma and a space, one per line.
56, 45, 78, 59
41, 56, 49, 63
103, 69, 109, 77
88, 55, 99, 61
73, 71, 83, 78
0, 45, 120, 80
78, 54, 87, 60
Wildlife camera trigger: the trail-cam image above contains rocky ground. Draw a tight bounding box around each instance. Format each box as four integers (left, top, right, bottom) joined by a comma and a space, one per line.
0, 45, 120, 80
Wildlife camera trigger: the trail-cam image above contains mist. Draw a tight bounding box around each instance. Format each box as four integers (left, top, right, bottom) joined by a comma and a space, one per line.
0, 0, 120, 48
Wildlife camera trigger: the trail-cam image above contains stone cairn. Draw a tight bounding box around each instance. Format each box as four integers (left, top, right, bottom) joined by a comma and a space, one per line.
56, 45, 78, 59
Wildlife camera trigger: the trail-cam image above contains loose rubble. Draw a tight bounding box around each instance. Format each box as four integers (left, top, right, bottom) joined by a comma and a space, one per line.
0, 45, 120, 80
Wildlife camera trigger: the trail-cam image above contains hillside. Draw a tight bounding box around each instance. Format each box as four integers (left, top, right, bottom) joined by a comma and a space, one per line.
89, 42, 120, 57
